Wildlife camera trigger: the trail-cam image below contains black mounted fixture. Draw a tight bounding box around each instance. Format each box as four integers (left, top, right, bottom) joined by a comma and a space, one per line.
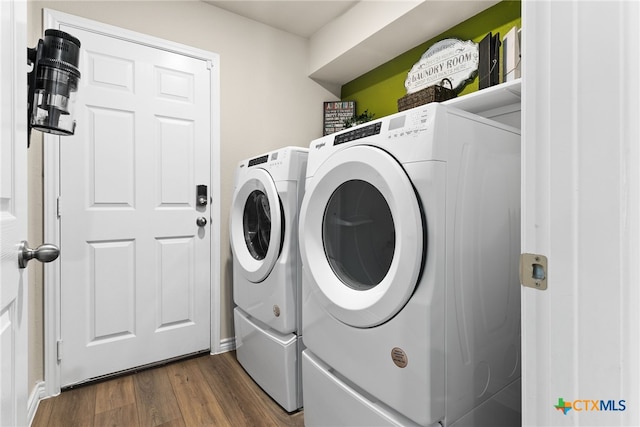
27, 29, 81, 147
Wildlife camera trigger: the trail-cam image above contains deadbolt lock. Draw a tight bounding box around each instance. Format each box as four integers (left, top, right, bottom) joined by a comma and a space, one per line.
197, 185, 208, 207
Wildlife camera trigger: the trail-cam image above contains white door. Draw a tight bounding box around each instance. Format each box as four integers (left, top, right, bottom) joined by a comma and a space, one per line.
298, 145, 423, 328
57, 25, 212, 386
522, 2, 640, 426
0, 0, 28, 425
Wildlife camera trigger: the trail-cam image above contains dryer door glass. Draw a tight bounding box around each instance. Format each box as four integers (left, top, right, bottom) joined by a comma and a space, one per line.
243, 190, 271, 260
323, 180, 395, 290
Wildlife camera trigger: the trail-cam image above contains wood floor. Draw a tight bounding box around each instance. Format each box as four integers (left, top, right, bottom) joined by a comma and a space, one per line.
32, 351, 305, 427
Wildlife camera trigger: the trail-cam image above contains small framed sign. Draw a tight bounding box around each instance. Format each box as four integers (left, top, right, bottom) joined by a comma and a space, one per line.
405, 38, 479, 94
323, 101, 355, 135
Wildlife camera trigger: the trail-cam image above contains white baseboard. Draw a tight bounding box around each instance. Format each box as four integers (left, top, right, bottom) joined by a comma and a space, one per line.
213, 336, 236, 354
27, 381, 50, 426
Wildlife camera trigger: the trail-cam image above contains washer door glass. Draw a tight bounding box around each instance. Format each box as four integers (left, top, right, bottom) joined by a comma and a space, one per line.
230, 168, 282, 283
323, 180, 395, 290
299, 145, 424, 328
243, 189, 272, 260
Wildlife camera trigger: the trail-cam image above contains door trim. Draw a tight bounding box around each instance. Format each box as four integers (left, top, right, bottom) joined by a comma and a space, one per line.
42, 8, 221, 397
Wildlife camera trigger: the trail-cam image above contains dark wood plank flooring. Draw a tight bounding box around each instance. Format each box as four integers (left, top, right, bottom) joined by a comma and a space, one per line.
32, 351, 305, 427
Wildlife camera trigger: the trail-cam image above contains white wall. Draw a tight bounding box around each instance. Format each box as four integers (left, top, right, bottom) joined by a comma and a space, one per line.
522, 1, 640, 425
27, 0, 337, 394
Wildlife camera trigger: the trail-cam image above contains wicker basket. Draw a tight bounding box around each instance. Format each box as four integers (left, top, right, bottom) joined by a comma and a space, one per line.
397, 84, 456, 112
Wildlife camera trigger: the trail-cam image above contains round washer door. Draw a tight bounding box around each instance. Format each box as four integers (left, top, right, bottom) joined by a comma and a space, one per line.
299, 145, 424, 328
230, 168, 283, 283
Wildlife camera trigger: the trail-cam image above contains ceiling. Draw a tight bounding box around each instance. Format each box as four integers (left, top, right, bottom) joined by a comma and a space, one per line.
203, 1, 359, 38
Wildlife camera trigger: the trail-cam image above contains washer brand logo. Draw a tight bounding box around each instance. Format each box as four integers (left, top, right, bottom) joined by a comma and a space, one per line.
314, 142, 326, 150
554, 397, 627, 415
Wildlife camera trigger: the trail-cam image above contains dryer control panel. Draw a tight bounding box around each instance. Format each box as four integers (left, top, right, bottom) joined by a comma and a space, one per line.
332, 105, 433, 147
334, 122, 382, 145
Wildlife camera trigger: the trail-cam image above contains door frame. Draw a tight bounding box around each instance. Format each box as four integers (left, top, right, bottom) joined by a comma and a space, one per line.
42, 8, 221, 397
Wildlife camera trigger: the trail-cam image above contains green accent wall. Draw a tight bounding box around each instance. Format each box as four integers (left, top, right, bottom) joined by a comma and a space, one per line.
341, 0, 521, 119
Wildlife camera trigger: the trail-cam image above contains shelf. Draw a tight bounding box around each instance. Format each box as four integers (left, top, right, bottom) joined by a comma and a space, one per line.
445, 78, 521, 115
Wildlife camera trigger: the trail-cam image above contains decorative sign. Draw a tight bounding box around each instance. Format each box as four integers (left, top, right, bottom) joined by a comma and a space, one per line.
323, 101, 355, 135
404, 39, 479, 94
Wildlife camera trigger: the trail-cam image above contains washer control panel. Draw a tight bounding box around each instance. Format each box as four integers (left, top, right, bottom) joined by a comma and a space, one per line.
247, 154, 268, 167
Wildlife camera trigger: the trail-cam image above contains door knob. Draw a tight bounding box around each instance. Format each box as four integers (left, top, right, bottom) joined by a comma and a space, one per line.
18, 240, 60, 269
196, 217, 207, 227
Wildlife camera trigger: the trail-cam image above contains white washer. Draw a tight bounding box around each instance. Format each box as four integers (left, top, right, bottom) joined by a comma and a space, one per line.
230, 146, 307, 412
299, 103, 521, 426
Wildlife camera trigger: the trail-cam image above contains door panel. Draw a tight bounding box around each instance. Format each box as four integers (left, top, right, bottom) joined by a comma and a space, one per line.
0, 0, 27, 424
157, 236, 196, 328
158, 117, 194, 206
89, 240, 135, 342
89, 107, 135, 206
59, 25, 211, 387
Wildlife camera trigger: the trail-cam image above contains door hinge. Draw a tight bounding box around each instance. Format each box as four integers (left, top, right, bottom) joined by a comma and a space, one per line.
206, 60, 213, 70
520, 253, 548, 290
56, 340, 63, 361
56, 197, 61, 218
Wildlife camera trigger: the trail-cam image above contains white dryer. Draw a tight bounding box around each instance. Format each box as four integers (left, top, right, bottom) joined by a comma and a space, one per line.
299, 104, 521, 426
230, 146, 307, 412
